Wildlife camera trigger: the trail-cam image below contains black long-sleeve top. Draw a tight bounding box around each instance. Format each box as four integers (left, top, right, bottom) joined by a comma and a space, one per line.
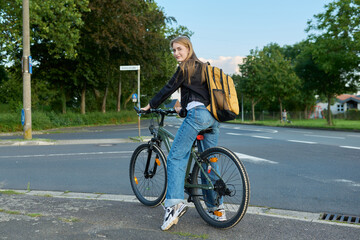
149, 62, 210, 110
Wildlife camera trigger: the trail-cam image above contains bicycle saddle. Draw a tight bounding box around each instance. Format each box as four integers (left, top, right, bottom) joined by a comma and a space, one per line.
198, 127, 213, 135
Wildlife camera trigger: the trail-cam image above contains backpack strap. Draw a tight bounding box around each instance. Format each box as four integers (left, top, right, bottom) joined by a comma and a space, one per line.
219, 68, 224, 91
205, 65, 211, 90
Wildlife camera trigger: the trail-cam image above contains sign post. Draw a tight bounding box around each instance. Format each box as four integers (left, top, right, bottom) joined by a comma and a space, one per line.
22, 0, 32, 139
120, 65, 141, 139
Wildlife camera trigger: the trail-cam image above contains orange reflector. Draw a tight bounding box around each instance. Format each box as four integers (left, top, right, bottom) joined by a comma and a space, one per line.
210, 157, 218, 163
134, 177, 138, 185
214, 210, 223, 217
155, 158, 161, 166
196, 135, 204, 141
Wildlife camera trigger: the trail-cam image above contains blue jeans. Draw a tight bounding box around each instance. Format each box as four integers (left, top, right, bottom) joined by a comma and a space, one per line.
164, 105, 220, 207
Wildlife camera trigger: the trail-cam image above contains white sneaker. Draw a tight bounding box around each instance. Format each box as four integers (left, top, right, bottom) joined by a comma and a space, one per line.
161, 202, 188, 231
207, 206, 227, 221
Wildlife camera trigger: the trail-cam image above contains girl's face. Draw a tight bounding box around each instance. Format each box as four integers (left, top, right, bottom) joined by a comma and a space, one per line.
172, 42, 189, 63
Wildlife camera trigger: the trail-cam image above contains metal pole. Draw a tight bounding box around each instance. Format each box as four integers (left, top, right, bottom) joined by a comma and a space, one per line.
119, 65, 140, 139
22, 0, 32, 139
137, 68, 141, 138
241, 94, 244, 122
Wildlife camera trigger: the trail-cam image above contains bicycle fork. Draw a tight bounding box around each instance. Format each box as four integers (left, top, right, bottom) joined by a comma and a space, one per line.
143, 144, 161, 179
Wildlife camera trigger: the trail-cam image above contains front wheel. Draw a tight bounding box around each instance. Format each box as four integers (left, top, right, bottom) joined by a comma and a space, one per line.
129, 143, 167, 207
191, 147, 250, 229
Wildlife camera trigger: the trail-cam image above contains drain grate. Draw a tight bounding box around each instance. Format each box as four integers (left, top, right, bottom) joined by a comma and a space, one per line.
321, 213, 360, 224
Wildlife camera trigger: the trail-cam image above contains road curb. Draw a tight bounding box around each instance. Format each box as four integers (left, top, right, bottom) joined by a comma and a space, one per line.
0, 138, 153, 146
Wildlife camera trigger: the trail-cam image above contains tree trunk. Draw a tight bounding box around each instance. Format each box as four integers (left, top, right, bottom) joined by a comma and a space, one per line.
124, 92, 134, 109
251, 98, 256, 122
81, 84, 86, 114
102, 85, 109, 113
279, 97, 283, 123
94, 88, 101, 100
61, 89, 66, 114
327, 95, 333, 126
117, 79, 122, 112
250, 97, 262, 122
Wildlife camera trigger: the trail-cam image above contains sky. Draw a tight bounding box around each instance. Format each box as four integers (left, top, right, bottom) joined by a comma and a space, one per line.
155, 0, 333, 74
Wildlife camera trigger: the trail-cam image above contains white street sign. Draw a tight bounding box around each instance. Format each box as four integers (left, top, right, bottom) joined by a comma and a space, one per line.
120, 65, 140, 71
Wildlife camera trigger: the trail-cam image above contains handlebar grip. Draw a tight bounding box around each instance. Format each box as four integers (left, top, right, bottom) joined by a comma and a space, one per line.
133, 106, 150, 114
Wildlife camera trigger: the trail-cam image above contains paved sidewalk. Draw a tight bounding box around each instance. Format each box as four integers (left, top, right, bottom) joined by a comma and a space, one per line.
0, 138, 136, 146
0, 190, 359, 240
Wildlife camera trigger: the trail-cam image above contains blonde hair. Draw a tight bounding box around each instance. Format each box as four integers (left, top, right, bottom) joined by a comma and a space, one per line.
170, 36, 206, 84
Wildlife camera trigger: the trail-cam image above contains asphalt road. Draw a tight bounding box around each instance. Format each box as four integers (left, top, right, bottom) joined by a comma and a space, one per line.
1, 118, 359, 217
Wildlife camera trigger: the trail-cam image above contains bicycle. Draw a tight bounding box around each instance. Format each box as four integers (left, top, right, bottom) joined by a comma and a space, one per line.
129, 107, 250, 229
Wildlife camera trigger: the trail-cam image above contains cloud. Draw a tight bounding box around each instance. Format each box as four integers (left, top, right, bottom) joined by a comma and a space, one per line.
199, 56, 246, 74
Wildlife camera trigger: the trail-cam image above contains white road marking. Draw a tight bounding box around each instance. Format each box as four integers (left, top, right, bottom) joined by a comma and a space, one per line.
235, 152, 278, 164
288, 140, 317, 144
286, 130, 313, 134
340, 146, 360, 150
226, 133, 244, 136
221, 125, 278, 133
333, 179, 360, 187
347, 134, 360, 138
304, 134, 345, 139
0, 151, 133, 159
252, 135, 272, 139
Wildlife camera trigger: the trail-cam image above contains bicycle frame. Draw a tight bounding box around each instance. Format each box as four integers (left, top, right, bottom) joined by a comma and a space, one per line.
150, 114, 219, 193
157, 127, 174, 153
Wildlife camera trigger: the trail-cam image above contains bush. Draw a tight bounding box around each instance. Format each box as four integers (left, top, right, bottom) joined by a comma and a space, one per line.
0, 110, 138, 133
346, 109, 360, 120
0, 113, 22, 132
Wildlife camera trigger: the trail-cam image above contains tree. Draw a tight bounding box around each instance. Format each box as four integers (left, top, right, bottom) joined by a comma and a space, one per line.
260, 44, 301, 122
283, 42, 317, 117
0, 0, 89, 61
0, 0, 89, 113
0, 0, 191, 115
237, 49, 264, 121
306, 0, 360, 125
77, 0, 180, 114
0, 64, 10, 103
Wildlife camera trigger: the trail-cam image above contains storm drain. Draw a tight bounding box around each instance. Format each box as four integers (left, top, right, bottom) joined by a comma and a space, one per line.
321, 213, 360, 224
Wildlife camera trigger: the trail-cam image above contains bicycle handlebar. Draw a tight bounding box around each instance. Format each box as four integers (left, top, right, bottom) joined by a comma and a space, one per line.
134, 106, 177, 115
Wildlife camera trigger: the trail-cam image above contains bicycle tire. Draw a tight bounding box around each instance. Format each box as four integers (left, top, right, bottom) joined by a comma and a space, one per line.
191, 146, 250, 229
129, 143, 167, 207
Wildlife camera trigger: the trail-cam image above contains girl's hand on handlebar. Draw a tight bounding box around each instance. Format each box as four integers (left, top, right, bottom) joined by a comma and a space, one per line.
141, 104, 151, 112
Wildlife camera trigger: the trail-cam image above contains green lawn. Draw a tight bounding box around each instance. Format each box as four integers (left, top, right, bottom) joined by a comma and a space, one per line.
232, 118, 360, 131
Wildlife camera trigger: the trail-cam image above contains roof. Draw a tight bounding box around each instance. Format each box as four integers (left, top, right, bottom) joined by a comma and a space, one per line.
336, 94, 360, 103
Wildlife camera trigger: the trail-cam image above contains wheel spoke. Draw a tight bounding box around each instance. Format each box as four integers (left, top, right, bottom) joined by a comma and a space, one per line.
129, 144, 167, 207
192, 147, 250, 229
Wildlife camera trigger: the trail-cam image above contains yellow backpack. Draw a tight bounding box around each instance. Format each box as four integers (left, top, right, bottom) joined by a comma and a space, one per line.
205, 65, 239, 122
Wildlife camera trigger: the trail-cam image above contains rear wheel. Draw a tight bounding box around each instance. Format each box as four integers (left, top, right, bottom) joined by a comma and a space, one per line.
191, 147, 250, 229
129, 144, 167, 207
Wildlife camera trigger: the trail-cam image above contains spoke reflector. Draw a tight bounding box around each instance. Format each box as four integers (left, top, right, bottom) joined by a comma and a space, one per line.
214, 210, 223, 217
155, 158, 161, 166
134, 177, 138, 185
210, 157, 218, 162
